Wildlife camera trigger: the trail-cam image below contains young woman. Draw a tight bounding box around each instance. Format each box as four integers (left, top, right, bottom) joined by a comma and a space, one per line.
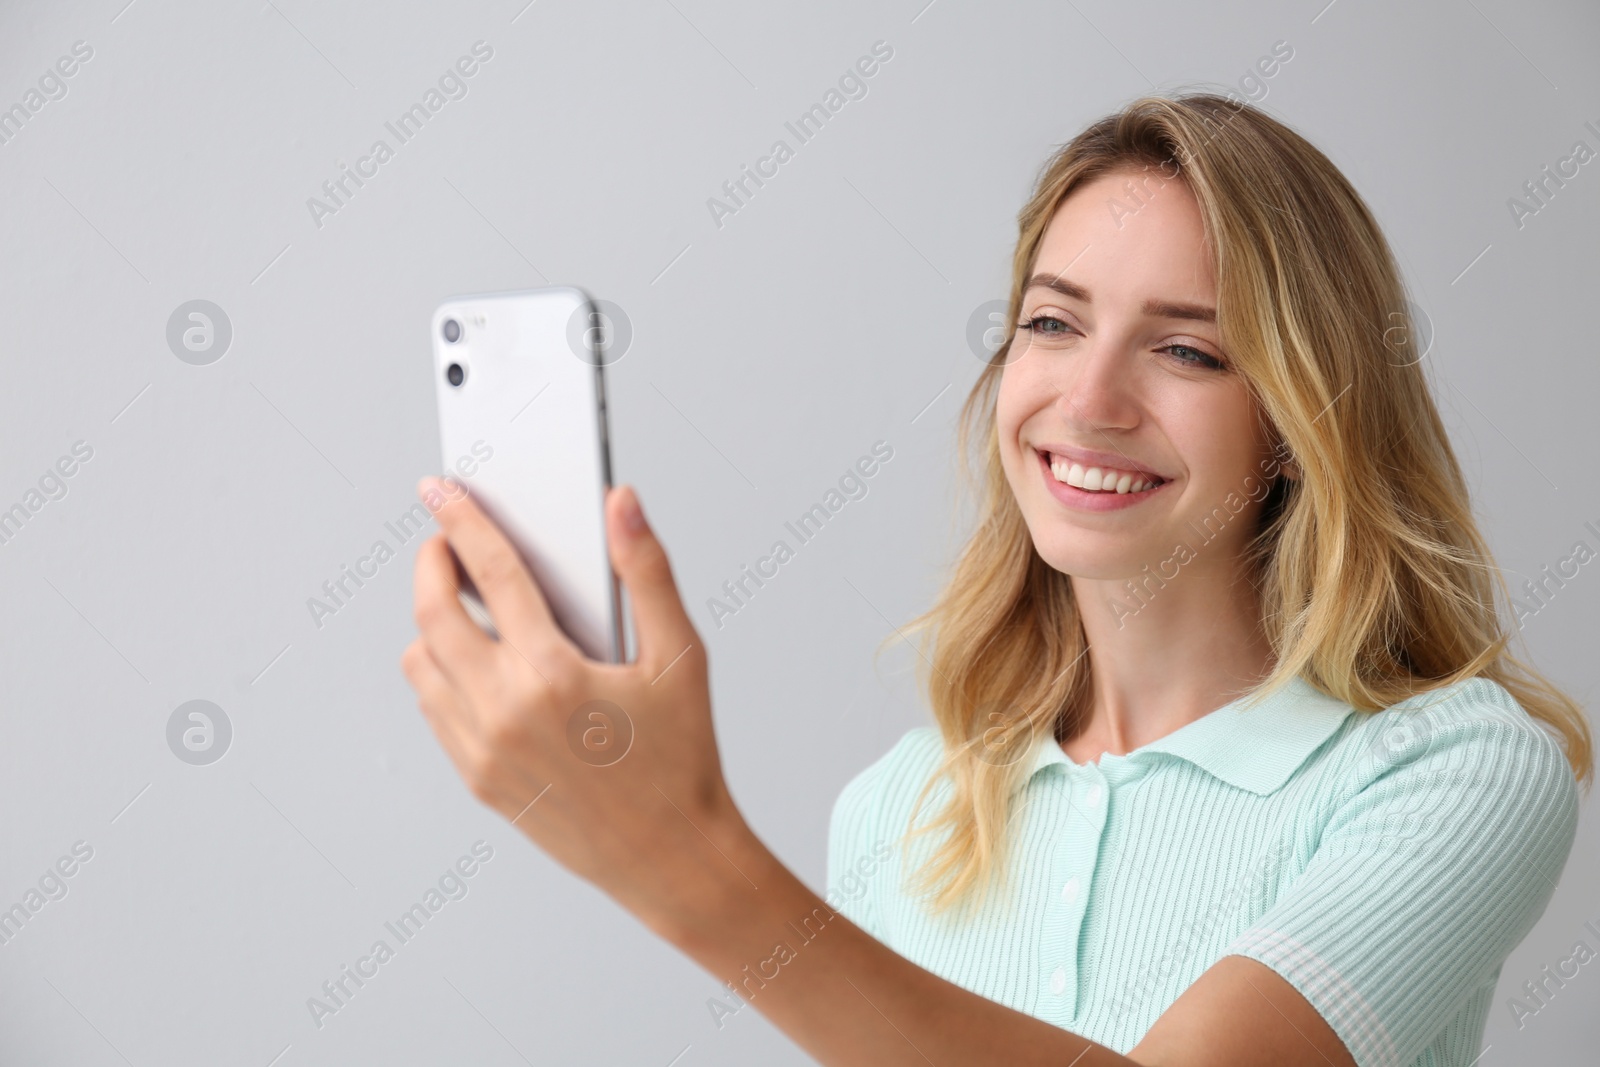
401, 92, 1592, 1066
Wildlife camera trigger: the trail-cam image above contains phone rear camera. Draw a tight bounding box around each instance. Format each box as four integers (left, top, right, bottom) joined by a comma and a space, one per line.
446, 363, 466, 387
442, 318, 462, 343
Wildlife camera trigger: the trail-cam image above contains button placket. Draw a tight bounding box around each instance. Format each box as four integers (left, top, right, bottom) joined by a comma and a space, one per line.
1040, 767, 1108, 1020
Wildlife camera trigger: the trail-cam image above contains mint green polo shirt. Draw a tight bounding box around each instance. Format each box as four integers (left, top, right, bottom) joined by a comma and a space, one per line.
826, 675, 1580, 1067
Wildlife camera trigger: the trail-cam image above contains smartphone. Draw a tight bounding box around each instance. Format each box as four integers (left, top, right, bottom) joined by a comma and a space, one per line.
430, 286, 625, 664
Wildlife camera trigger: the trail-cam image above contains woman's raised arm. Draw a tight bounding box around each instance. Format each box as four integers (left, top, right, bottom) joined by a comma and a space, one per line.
399, 476, 1354, 1067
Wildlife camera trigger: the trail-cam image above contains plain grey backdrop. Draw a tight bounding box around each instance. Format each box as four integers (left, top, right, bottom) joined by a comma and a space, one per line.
1, 0, 1596, 1063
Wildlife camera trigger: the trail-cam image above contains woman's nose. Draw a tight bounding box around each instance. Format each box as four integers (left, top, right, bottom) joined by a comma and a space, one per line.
1056, 339, 1140, 433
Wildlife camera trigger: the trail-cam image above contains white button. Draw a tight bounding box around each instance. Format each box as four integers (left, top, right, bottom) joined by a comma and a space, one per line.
1084, 783, 1103, 807
1061, 877, 1080, 904
1049, 966, 1067, 995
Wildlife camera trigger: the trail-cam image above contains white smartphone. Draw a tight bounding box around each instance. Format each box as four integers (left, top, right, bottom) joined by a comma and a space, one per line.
431, 286, 625, 663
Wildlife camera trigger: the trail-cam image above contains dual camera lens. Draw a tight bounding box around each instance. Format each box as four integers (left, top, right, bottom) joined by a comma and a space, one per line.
441, 318, 465, 386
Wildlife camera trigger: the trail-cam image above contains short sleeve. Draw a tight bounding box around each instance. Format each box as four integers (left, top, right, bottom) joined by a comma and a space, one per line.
1225, 688, 1581, 1067
826, 728, 930, 941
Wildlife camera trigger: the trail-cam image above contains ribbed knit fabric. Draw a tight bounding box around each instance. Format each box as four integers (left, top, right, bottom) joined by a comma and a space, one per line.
826, 674, 1581, 1067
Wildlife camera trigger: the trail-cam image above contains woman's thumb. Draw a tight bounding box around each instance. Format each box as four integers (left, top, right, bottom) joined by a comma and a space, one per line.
609, 486, 697, 667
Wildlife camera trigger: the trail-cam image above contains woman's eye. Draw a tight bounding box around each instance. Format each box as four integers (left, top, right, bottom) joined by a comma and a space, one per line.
1160, 343, 1225, 370
1020, 315, 1072, 339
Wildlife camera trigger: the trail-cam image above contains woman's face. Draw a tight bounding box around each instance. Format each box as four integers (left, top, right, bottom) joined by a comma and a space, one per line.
996, 167, 1279, 585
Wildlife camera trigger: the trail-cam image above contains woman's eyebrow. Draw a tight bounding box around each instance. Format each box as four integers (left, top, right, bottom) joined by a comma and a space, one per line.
1024, 272, 1217, 324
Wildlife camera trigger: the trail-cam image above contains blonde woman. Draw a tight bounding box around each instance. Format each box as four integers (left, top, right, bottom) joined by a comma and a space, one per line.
401, 93, 1591, 1066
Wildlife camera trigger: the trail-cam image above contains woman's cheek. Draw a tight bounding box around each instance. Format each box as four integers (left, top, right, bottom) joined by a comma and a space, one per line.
993, 381, 1020, 453
995, 365, 1039, 439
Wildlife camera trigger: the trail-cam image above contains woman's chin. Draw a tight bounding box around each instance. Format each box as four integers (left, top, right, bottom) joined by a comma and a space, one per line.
1029, 535, 1163, 581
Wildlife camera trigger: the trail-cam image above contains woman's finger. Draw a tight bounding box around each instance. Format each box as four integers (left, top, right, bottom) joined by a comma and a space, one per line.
400, 637, 494, 795
606, 485, 701, 675
412, 533, 500, 704
421, 476, 579, 666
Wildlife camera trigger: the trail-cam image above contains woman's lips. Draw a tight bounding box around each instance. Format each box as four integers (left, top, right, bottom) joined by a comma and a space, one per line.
1035, 448, 1170, 512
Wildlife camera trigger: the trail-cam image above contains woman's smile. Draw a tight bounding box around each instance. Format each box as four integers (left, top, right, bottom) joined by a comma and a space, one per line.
1034, 446, 1173, 512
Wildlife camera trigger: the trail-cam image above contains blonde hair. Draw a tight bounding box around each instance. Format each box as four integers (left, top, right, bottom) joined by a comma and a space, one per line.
893, 91, 1593, 919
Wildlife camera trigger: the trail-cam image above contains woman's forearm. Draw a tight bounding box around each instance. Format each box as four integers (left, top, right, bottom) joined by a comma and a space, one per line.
403, 469, 1345, 1066
646, 814, 1139, 1067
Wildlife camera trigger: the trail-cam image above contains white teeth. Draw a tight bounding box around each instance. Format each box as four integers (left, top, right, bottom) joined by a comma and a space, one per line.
1047, 454, 1159, 494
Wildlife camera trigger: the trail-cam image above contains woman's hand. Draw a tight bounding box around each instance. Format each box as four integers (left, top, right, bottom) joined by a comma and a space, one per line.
399, 477, 748, 936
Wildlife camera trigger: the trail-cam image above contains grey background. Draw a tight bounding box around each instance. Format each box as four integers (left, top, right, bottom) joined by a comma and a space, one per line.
0, 0, 1596, 1063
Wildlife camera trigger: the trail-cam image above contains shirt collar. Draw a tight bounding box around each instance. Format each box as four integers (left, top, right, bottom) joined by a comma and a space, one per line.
1023, 673, 1355, 796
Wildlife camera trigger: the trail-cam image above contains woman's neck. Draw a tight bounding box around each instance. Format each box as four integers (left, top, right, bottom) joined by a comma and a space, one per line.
1061, 563, 1275, 763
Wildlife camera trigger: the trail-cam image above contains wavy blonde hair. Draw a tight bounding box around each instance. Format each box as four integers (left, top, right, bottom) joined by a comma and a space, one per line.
893, 91, 1593, 919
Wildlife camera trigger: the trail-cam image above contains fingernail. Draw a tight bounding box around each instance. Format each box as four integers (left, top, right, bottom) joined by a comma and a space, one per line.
622, 487, 647, 535
417, 476, 440, 501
